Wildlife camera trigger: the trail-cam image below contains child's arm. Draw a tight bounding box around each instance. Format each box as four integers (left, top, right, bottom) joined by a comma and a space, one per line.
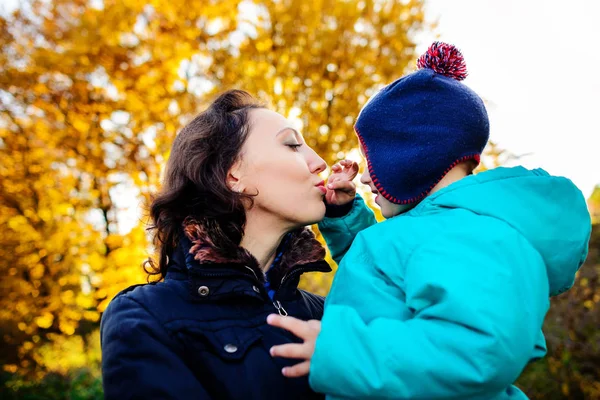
309, 231, 547, 399
320, 160, 377, 264
320, 194, 376, 265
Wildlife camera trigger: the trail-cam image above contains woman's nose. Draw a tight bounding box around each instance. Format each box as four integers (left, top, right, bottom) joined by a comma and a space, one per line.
307, 149, 327, 175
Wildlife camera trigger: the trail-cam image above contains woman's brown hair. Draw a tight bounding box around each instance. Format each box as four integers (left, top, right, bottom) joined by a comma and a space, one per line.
144, 90, 264, 280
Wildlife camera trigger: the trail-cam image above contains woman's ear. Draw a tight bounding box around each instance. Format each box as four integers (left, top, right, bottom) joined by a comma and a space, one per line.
227, 160, 245, 193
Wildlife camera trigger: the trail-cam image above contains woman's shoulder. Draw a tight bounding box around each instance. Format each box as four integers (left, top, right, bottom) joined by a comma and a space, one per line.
101, 280, 188, 328
113, 280, 179, 305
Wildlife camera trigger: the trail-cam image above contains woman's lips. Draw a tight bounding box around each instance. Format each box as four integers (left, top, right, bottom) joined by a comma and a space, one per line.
315, 181, 327, 195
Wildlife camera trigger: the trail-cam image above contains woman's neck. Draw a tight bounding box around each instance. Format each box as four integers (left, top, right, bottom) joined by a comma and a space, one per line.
240, 210, 290, 272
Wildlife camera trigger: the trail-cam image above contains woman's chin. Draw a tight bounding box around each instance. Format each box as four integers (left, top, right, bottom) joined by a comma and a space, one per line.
313, 201, 327, 222
300, 200, 326, 227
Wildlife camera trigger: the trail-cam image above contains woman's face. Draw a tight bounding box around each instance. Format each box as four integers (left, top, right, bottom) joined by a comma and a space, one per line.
232, 109, 327, 227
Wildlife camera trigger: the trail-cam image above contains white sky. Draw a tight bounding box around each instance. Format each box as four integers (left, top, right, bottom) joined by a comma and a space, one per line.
418, 0, 600, 197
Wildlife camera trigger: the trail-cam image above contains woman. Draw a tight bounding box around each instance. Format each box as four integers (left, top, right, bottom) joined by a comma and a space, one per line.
100, 90, 365, 399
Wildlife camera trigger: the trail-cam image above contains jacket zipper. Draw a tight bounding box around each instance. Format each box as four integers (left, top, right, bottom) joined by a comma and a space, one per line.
247, 266, 288, 316
274, 264, 328, 317
272, 300, 288, 316
247, 266, 290, 316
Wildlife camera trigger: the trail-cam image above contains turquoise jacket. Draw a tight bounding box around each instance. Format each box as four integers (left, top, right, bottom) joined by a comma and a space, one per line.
312, 167, 591, 400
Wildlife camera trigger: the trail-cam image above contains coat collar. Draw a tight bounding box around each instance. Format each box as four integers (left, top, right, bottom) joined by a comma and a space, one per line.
171, 220, 330, 294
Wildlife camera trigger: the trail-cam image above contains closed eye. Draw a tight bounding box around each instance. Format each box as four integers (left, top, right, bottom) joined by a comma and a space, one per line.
287, 144, 302, 151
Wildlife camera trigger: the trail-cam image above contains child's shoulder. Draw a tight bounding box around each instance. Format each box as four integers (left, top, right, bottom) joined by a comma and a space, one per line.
347, 208, 521, 272
354, 214, 425, 251
360, 213, 415, 236
358, 208, 505, 249
343, 217, 419, 268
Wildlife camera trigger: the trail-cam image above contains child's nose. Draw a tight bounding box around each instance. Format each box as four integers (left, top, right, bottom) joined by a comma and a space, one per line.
360, 169, 372, 185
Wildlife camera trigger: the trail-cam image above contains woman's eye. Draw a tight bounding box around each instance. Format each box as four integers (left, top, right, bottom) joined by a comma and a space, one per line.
287, 144, 302, 151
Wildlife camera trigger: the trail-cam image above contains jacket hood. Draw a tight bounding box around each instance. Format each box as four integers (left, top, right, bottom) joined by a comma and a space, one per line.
419, 166, 591, 295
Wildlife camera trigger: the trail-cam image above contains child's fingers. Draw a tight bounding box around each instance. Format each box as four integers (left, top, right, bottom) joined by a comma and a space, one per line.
267, 314, 312, 339
270, 343, 311, 360
327, 180, 356, 192
282, 361, 311, 378
341, 160, 359, 179
339, 159, 358, 170
327, 175, 339, 185
331, 164, 342, 173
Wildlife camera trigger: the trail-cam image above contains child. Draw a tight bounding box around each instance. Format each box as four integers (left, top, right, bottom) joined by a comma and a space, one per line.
268, 42, 592, 399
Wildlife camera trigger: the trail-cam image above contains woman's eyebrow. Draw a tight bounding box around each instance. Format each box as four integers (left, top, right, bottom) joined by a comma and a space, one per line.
275, 127, 300, 138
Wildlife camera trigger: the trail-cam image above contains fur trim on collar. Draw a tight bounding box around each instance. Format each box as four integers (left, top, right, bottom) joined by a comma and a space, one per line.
183, 220, 327, 287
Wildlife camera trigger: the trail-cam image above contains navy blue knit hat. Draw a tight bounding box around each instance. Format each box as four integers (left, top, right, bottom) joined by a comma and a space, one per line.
355, 42, 490, 205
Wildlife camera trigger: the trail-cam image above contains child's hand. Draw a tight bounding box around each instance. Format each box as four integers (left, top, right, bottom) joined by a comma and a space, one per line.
267, 314, 321, 378
326, 160, 359, 206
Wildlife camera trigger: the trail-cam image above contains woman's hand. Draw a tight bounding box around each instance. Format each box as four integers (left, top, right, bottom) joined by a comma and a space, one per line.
267, 314, 321, 378
326, 159, 359, 206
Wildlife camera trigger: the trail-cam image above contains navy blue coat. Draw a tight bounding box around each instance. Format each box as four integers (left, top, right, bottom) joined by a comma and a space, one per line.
101, 226, 331, 400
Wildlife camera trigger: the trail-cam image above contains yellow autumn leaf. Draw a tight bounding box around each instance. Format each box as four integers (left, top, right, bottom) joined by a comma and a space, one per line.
30, 264, 45, 280
35, 313, 54, 329
7, 215, 28, 231
83, 310, 100, 322
58, 320, 76, 336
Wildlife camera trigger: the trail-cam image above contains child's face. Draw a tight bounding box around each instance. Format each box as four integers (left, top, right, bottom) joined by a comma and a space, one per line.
359, 168, 412, 218
358, 144, 413, 218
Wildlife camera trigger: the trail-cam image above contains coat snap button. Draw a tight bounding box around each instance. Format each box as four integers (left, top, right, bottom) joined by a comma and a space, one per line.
252, 286, 260, 293
224, 344, 238, 353
197, 286, 210, 297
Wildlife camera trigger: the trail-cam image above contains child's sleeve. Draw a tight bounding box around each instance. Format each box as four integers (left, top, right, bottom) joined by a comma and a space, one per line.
318, 194, 377, 265
310, 231, 548, 399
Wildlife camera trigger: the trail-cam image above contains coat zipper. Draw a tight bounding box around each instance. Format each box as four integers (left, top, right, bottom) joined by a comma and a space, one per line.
274, 264, 327, 316
247, 265, 288, 316
272, 300, 288, 316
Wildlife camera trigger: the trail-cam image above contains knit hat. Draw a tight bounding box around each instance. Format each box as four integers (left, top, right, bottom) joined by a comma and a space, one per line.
355, 42, 490, 205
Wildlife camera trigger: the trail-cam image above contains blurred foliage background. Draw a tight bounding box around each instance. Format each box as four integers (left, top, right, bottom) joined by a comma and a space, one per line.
0, 0, 598, 398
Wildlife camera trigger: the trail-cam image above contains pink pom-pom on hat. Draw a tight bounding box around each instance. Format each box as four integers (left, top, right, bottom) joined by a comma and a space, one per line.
417, 42, 468, 81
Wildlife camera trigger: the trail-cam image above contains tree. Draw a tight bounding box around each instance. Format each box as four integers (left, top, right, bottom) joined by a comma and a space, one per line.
0, 0, 248, 376
0, 0, 426, 376
517, 224, 600, 399
589, 186, 600, 225
211, 0, 425, 164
